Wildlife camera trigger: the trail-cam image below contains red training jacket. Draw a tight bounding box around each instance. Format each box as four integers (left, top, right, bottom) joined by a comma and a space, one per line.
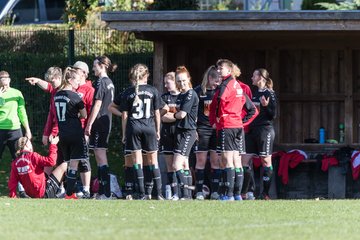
8, 144, 58, 198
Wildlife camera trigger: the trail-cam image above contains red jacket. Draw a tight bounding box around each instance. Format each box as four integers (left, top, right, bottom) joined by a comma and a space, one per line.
239, 81, 254, 133
209, 75, 256, 130
8, 144, 58, 198
77, 82, 95, 128
278, 150, 307, 185
43, 83, 59, 137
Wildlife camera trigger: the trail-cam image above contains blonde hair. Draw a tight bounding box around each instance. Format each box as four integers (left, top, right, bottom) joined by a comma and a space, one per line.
129, 64, 149, 105
0, 71, 10, 78
256, 68, 274, 91
59, 67, 78, 90
44, 67, 62, 82
175, 66, 192, 89
164, 72, 175, 82
15, 137, 29, 157
201, 65, 218, 96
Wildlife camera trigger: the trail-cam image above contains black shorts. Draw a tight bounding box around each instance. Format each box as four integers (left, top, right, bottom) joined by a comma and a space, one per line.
217, 128, 245, 153
0, 128, 22, 160
159, 123, 176, 154
125, 121, 158, 152
44, 174, 61, 198
174, 129, 197, 157
195, 125, 217, 152
88, 131, 110, 149
59, 135, 89, 161
246, 125, 275, 156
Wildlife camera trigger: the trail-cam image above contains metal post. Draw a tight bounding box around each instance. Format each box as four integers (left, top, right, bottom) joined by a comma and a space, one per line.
68, 28, 75, 66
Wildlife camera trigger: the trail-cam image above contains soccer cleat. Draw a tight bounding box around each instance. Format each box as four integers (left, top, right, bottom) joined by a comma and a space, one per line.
65, 193, 78, 200
196, 192, 205, 200
97, 194, 113, 200
260, 193, 271, 200
19, 191, 30, 198
219, 195, 234, 201
140, 195, 152, 200
234, 195, 243, 201
156, 194, 165, 200
80, 191, 91, 199
210, 192, 220, 200
171, 194, 179, 201
246, 192, 256, 200
125, 194, 133, 200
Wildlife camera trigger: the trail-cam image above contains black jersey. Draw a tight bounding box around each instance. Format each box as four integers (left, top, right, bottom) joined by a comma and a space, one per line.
119, 84, 162, 125
194, 85, 216, 127
250, 88, 277, 127
161, 91, 179, 127
175, 89, 199, 130
92, 77, 115, 131
54, 90, 85, 137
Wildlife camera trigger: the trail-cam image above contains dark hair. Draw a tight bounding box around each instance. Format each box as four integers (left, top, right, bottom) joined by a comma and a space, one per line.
96, 55, 117, 73
256, 68, 274, 91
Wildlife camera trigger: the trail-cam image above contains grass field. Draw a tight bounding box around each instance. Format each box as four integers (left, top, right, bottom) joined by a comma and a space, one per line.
0, 199, 359, 240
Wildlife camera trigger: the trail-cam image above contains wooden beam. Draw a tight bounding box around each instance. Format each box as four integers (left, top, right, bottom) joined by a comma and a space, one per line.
344, 48, 353, 144
104, 11, 360, 32
153, 41, 166, 94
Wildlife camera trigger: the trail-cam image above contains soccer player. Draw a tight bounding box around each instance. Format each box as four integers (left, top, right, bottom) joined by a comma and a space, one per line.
8, 135, 66, 198
85, 56, 116, 200
54, 67, 88, 199
119, 63, 163, 200
173, 66, 199, 200
193, 66, 221, 200
209, 59, 257, 201
159, 72, 180, 200
0, 71, 32, 160
72, 61, 95, 198
0, 71, 32, 198
243, 68, 277, 200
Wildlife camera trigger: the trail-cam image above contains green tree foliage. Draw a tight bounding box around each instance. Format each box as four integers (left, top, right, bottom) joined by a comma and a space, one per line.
148, 0, 200, 10
301, 0, 337, 10
316, 0, 360, 10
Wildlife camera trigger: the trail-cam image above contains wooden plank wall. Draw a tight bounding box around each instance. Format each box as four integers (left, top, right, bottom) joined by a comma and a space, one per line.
279, 49, 345, 143
159, 43, 357, 145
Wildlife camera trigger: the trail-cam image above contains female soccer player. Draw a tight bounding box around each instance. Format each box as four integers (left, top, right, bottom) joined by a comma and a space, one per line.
173, 66, 199, 200
54, 67, 88, 199
243, 68, 277, 200
193, 66, 221, 200
209, 59, 257, 201
119, 63, 163, 200
85, 56, 116, 199
159, 72, 180, 200
8, 135, 66, 198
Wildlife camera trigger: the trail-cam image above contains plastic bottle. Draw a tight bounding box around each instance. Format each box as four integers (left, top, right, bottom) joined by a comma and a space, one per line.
339, 123, 345, 143
319, 127, 325, 144
165, 185, 172, 200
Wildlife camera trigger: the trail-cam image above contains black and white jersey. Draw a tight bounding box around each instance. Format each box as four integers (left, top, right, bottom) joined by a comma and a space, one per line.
194, 85, 216, 127
250, 88, 277, 127
92, 77, 115, 131
54, 90, 85, 137
161, 91, 179, 127
175, 89, 199, 130
119, 84, 162, 125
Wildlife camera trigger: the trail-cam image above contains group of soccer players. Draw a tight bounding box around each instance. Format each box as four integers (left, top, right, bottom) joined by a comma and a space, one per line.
4, 56, 276, 201
116, 58, 277, 201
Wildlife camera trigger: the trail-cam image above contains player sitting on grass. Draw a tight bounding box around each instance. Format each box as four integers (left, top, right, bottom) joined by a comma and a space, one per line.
8, 135, 67, 198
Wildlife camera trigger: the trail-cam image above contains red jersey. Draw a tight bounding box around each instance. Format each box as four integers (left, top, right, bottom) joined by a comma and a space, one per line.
209, 75, 246, 130
43, 83, 59, 137
8, 144, 57, 198
239, 81, 257, 132
77, 82, 95, 128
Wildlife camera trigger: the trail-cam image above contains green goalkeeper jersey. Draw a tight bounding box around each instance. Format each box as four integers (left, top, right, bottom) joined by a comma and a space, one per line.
0, 87, 29, 130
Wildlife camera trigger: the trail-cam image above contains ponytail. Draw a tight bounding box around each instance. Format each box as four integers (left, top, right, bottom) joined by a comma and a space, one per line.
256, 68, 274, 91
129, 63, 149, 105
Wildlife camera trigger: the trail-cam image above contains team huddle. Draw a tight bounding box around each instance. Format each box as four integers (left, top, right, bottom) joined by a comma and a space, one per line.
0, 56, 276, 201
